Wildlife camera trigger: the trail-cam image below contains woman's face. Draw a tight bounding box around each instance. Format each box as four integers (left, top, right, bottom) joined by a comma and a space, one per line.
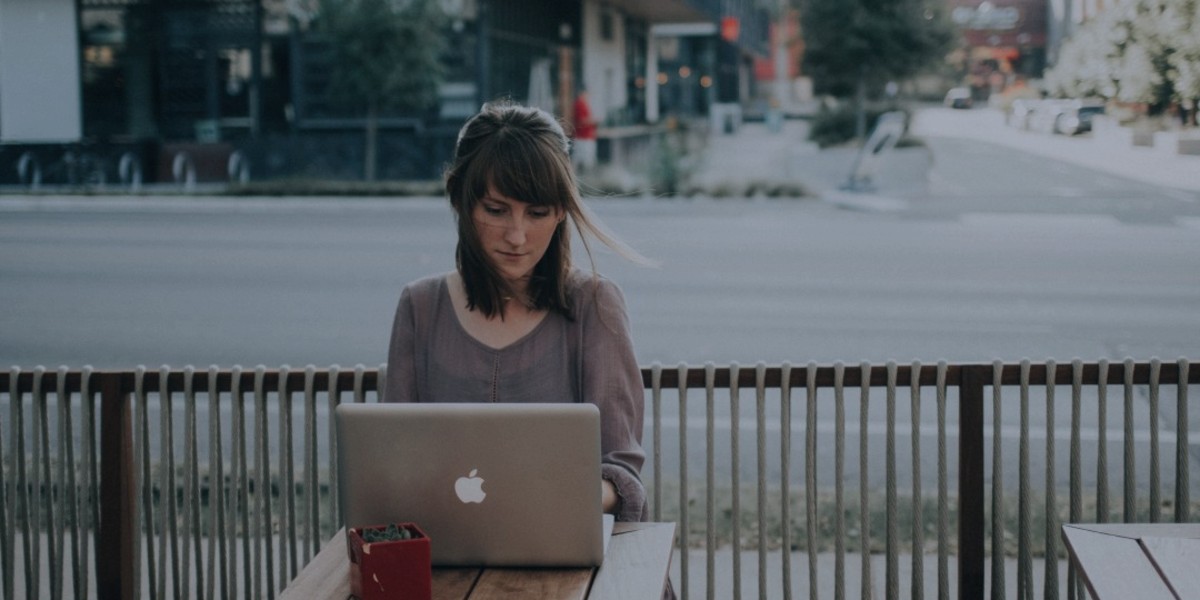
471, 185, 562, 287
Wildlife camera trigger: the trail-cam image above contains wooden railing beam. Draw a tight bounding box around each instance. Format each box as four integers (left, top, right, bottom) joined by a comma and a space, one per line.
958, 365, 987, 600
98, 373, 135, 600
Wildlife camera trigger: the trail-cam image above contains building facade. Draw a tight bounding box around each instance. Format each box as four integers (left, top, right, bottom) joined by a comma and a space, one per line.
0, 0, 769, 185
947, 0, 1048, 100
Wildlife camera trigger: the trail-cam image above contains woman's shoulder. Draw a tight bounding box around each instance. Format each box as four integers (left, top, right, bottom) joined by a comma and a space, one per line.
566, 268, 621, 297
400, 272, 452, 309
566, 269, 628, 317
403, 272, 450, 297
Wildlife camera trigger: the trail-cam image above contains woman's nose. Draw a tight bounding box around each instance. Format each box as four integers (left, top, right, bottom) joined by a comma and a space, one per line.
503, 217, 527, 246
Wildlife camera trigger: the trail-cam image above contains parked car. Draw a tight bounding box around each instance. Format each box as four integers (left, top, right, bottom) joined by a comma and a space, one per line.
1026, 99, 1073, 134
1024, 99, 1106, 135
1053, 103, 1106, 135
944, 87, 972, 109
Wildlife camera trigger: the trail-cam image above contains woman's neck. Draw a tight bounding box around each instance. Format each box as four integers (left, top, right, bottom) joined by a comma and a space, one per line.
448, 272, 548, 349
504, 278, 530, 306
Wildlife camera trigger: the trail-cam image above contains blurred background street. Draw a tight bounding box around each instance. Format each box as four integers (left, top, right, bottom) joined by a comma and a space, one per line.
4, 106, 1197, 370
6, 104, 1199, 503
4, 2, 1199, 598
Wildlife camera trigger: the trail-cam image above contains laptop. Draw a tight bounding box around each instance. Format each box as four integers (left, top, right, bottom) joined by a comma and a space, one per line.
335, 402, 613, 567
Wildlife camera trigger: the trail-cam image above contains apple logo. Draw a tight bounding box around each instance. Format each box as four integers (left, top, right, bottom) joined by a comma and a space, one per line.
455, 468, 486, 504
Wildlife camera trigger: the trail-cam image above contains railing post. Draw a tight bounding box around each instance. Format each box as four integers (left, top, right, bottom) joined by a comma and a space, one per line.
98, 373, 135, 600
958, 365, 986, 600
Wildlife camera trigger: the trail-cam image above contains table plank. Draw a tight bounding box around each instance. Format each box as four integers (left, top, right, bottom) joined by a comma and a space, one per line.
278, 530, 352, 600
1068, 523, 1200, 540
1061, 525, 1175, 600
467, 568, 592, 600
433, 569, 482, 600
1139, 537, 1200, 599
280, 530, 483, 600
588, 522, 676, 600
281, 523, 675, 599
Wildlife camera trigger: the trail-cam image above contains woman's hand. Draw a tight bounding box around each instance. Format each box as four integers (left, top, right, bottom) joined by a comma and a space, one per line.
602, 478, 619, 514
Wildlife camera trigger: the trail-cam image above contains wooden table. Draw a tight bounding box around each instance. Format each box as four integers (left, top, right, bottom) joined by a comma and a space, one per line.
1061, 523, 1200, 600
280, 522, 675, 600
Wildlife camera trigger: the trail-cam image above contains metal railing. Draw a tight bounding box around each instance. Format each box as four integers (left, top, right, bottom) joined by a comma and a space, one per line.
1, 359, 1196, 600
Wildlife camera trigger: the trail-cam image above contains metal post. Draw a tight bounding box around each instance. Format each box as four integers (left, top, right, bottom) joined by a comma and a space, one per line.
288, 16, 305, 130
645, 27, 659, 124
773, 0, 789, 107
476, 0, 490, 106
98, 373, 135, 600
958, 366, 986, 600
206, 40, 221, 124
558, 46, 574, 122
251, 0, 264, 138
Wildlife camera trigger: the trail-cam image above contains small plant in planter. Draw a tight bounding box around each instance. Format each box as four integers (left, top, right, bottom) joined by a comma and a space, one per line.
347, 522, 431, 600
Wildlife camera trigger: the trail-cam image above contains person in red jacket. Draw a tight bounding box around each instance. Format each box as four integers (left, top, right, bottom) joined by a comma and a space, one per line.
572, 88, 598, 173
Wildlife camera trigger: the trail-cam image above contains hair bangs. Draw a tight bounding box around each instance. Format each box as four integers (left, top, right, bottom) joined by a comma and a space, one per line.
472, 125, 574, 211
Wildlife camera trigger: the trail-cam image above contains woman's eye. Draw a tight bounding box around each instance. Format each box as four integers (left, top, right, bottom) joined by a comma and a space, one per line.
530, 210, 551, 219
483, 205, 505, 215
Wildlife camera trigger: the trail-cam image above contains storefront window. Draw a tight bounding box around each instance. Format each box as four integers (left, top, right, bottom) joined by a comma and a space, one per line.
82, 9, 129, 138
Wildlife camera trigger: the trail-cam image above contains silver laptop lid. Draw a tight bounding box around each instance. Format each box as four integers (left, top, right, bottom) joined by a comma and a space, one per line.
335, 402, 605, 567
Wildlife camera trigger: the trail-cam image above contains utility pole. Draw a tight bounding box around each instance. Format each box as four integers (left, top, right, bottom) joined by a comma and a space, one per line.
774, 0, 790, 109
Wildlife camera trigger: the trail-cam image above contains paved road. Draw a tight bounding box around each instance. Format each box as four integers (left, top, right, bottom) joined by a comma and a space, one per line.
2, 194, 1196, 367
2, 109, 1198, 494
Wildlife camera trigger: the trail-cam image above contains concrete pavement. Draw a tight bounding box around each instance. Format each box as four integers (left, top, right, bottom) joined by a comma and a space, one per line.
911, 107, 1200, 194
688, 106, 1198, 209
688, 116, 933, 212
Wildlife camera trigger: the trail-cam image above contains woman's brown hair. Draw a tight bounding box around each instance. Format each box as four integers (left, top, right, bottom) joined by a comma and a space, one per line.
445, 101, 645, 320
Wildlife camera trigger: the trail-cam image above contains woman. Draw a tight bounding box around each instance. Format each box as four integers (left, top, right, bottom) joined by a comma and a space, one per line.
383, 101, 649, 523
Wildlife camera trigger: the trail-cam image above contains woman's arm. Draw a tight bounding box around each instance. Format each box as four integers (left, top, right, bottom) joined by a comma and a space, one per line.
383, 285, 419, 403
581, 277, 647, 522
602, 479, 618, 513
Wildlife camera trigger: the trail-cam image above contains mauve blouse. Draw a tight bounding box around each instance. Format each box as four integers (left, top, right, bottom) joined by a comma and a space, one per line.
383, 270, 648, 522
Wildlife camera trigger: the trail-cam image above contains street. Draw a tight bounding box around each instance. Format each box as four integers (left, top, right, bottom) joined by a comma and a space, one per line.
3, 196, 1197, 366
2, 108, 1198, 493
5, 176, 1197, 367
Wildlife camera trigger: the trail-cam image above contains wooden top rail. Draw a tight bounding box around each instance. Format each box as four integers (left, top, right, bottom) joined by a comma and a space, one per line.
0, 366, 383, 394
2, 359, 1195, 393
644, 359, 1197, 388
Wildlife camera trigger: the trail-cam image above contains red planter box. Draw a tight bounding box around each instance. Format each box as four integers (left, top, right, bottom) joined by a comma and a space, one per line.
347, 523, 432, 600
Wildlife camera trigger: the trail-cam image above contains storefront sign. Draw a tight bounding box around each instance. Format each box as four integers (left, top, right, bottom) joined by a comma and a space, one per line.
721, 17, 739, 42
952, 2, 1020, 30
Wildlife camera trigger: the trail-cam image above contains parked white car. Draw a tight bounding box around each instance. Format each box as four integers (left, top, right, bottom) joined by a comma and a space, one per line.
1020, 99, 1106, 135
944, 87, 973, 109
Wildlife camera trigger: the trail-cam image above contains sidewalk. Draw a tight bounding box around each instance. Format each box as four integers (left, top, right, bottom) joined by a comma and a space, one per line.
690, 106, 1199, 211
690, 118, 934, 211
687, 119, 822, 194
910, 107, 1200, 194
